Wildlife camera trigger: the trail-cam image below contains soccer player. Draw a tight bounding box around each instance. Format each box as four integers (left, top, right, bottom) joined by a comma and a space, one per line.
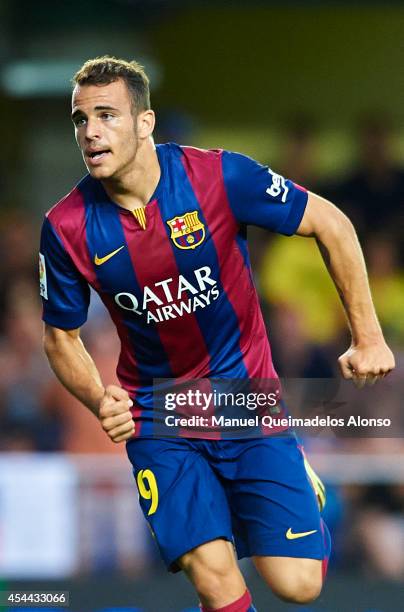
40, 56, 394, 612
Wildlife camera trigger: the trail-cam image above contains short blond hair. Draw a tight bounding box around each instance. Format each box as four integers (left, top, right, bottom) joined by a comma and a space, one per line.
72, 55, 150, 112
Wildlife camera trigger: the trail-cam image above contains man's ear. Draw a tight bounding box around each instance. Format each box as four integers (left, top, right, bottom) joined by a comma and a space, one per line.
137, 109, 155, 139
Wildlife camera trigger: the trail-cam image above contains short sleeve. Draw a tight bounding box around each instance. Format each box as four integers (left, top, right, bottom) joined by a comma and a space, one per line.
222, 150, 308, 235
39, 217, 90, 329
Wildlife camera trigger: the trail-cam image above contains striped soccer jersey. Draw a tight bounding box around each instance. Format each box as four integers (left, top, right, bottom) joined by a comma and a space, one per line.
40, 143, 308, 437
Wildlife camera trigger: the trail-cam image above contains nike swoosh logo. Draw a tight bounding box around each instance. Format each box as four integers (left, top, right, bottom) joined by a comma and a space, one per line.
94, 245, 125, 266
286, 528, 318, 540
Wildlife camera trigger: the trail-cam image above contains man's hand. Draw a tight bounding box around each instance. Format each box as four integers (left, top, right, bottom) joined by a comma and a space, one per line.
338, 341, 395, 388
98, 384, 135, 443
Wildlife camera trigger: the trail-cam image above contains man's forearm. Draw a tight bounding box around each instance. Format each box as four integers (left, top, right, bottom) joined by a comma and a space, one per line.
44, 329, 105, 415
315, 211, 382, 345
297, 193, 394, 382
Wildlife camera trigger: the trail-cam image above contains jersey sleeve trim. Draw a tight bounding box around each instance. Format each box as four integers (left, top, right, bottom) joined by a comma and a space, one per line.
42, 306, 88, 330
277, 185, 308, 236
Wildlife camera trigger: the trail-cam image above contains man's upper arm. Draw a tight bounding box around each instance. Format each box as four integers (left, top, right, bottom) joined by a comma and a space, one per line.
295, 191, 350, 238
40, 216, 90, 329
221, 150, 308, 235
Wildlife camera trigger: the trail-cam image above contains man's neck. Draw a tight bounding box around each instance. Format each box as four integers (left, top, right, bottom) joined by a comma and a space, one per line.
101, 138, 160, 210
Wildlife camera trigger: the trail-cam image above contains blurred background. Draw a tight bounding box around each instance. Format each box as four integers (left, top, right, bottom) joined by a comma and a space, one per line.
0, 0, 403, 610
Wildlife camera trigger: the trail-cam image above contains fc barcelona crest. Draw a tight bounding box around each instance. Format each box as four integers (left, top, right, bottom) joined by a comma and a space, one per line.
167, 211, 205, 250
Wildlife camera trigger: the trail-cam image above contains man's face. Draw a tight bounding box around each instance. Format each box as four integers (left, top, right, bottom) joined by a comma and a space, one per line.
71, 79, 138, 180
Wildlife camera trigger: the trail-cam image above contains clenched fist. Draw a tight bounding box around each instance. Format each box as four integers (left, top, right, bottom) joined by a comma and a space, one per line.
98, 384, 135, 443
338, 340, 395, 388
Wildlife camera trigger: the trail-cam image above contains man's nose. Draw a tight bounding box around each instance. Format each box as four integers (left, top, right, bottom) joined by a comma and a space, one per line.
85, 118, 101, 140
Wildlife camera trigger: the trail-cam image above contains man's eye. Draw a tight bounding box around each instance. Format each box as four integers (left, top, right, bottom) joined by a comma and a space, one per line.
101, 113, 113, 120
74, 117, 86, 127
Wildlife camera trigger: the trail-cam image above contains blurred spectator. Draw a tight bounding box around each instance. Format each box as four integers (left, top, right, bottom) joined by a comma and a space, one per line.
365, 233, 404, 345
0, 212, 38, 334
325, 113, 404, 257
154, 109, 195, 145
357, 484, 404, 580
261, 301, 336, 378
276, 114, 321, 191
0, 277, 64, 451
259, 235, 346, 346
342, 483, 404, 581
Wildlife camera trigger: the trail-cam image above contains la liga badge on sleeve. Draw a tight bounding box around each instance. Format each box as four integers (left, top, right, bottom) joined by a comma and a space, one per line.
39, 252, 48, 299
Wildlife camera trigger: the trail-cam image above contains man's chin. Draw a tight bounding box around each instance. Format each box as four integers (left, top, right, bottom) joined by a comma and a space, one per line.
86, 165, 114, 180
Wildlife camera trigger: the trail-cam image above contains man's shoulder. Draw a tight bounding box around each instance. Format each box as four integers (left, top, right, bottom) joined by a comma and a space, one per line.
180, 143, 224, 159
174, 144, 260, 180
45, 175, 96, 229
161, 142, 224, 165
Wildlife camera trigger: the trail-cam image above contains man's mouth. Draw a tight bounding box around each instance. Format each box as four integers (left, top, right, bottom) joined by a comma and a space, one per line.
86, 149, 111, 164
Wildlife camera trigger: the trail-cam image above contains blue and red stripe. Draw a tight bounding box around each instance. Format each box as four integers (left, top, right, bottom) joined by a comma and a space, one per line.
161, 145, 249, 379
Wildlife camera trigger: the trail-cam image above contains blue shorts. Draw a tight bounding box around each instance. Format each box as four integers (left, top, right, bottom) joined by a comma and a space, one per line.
126, 434, 330, 571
